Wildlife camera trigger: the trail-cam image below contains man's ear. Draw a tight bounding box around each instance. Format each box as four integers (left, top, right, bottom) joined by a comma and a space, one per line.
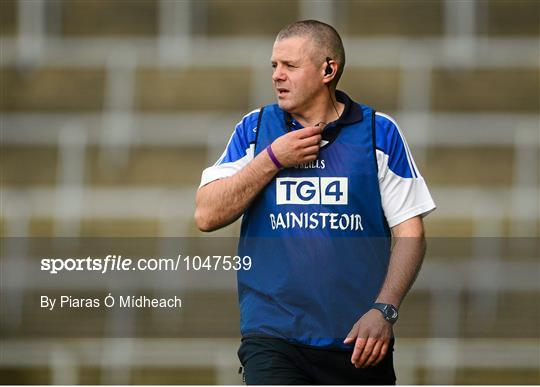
322, 58, 337, 85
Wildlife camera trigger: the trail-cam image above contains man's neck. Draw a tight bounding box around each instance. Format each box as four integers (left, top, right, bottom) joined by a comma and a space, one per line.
290, 90, 345, 128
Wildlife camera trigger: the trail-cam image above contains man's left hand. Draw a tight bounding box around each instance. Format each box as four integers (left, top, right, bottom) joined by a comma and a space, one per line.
343, 309, 393, 368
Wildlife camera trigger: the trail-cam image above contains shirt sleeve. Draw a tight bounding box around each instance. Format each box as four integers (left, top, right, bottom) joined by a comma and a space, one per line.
375, 112, 436, 228
199, 109, 259, 188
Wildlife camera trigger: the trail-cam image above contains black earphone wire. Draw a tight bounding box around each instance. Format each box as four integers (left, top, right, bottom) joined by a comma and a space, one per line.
325, 57, 340, 121
327, 85, 340, 120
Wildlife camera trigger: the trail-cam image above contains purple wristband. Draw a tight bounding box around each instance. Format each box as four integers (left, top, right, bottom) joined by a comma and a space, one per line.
266, 145, 283, 169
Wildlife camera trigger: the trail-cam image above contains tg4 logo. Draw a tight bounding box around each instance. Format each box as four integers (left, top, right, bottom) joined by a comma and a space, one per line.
276, 177, 348, 205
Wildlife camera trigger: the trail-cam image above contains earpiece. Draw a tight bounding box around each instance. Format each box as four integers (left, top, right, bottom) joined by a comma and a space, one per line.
325, 57, 332, 76
324, 56, 340, 119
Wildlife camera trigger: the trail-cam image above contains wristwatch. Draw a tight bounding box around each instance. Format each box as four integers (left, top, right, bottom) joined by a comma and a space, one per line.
371, 303, 399, 324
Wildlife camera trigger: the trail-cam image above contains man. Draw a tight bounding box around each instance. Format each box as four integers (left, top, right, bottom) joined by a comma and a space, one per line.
195, 20, 435, 385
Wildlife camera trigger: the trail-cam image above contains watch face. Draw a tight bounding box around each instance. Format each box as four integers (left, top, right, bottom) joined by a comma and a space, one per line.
384, 305, 398, 321
374, 304, 398, 322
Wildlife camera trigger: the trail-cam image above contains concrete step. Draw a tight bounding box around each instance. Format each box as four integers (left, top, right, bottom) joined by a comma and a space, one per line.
27, 217, 162, 237
341, 0, 443, 36
454, 368, 540, 384
416, 367, 540, 384
0, 0, 16, 36
481, 0, 540, 36
0, 365, 216, 384
341, 69, 401, 110
398, 291, 540, 339
422, 145, 514, 186
127, 366, 216, 384
1, 66, 251, 112
195, 0, 299, 37
431, 69, 539, 111
135, 68, 250, 111
424, 218, 475, 238
2, 145, 207, 187
79, 366, 216, 384
60, 0, 158, 37
1, 67, 105, 111
2, 146, 58, 186
0, 367, 51, 385
426, 216, 540, 239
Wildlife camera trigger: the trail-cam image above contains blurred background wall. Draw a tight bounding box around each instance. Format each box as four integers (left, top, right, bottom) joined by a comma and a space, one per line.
0, 0, 539, 384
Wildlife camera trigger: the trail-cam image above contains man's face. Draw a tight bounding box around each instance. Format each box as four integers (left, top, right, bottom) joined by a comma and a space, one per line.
271, 36, 325, 114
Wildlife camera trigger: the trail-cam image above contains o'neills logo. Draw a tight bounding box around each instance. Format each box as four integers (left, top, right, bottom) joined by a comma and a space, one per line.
294, 159, 325, 169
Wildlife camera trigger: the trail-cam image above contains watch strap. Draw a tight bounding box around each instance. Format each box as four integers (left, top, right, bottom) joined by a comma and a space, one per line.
371, 303, 398, 323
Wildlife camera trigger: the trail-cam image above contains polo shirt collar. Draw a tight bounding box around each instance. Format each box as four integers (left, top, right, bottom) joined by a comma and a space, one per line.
285, 90, 363, 130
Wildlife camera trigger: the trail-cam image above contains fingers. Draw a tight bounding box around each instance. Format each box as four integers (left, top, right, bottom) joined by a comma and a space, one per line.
346, 310, 393, 368
354, 338, 389, 368
354, 336, 376, 368
299, 134, 322, 147
294, 133, 321, 163
296, 125, 323, 139
270, 126, 322, 167
302, 145, 320, 157
351, 336, 367, 366
373, 341, 389, 366
343, 325, 358, 345
363, 339, 383, 367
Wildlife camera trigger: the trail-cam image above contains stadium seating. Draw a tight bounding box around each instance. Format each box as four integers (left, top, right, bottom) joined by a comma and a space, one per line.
1, 0, 538, 384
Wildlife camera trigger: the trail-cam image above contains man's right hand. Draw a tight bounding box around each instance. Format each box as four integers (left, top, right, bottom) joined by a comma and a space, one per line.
195, 125, 322, 232
270, 126, 323, 168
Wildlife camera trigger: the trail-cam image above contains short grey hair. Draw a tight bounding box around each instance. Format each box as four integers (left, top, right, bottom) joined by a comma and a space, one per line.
276, 20, 345, 88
